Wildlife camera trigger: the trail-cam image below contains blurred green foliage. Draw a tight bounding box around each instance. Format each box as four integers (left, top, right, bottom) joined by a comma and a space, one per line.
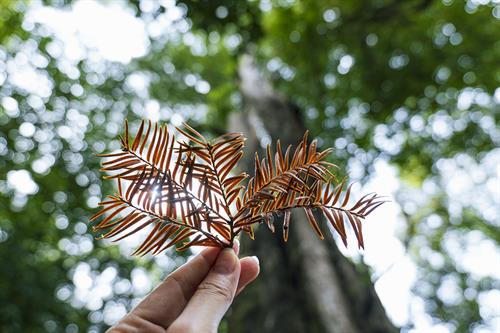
0, 0, 498, 332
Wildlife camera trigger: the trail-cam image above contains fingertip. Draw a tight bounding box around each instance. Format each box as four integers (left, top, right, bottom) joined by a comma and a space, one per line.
241, 256, 260, 277
250, 256, 259, 269
236, 256, 260, 295
233, 239, 240, 256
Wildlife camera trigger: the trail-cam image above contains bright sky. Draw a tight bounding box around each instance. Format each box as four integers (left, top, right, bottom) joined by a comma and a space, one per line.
21, 0, 500, 331
30, 0, 149, 63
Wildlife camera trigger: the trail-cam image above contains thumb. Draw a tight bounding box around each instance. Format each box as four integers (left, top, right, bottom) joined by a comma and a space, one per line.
167, 248, 241, 333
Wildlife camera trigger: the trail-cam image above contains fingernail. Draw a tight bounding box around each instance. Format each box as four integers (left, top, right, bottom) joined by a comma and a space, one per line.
214, 248, 238, 274
251, 256, 259, 267
234, 239, 240, 256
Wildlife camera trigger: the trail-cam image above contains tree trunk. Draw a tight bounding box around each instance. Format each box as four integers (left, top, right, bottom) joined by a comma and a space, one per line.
226, 55, 397, 333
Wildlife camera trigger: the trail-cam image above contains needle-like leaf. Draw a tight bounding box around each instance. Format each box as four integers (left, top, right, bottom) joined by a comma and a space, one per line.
91, 120, 385, 255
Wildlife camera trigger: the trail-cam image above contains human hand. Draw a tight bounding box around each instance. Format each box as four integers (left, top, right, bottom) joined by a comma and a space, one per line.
107, 240, 260, 333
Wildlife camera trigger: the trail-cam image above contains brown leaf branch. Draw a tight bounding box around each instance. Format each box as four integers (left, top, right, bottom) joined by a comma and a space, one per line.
90, 120, 385, 255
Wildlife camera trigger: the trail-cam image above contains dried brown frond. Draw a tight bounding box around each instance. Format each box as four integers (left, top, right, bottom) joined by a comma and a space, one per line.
90, 120, 386, 255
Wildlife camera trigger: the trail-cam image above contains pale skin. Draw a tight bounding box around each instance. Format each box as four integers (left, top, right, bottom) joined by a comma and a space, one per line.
107, 240, 260, 333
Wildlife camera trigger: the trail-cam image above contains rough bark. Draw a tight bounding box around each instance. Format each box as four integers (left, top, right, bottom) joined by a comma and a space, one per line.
226, 55, 397, 333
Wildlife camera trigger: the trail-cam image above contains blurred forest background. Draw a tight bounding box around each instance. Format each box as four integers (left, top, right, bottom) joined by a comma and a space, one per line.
0, 0, 499, 332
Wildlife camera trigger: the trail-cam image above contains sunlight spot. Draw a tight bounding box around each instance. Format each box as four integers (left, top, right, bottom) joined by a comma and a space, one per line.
146, 100, 160, 122
19, 122, 36, 137
131, 268, 152, 296
73, 262, 93, 290
323, 8, 339, 23
366, 33, 378, 46
170, 113, 184, 126
2, 96, 20, 117
7, 169, 39, 195
338, 55, 354, 74
195, 80, 211, 94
